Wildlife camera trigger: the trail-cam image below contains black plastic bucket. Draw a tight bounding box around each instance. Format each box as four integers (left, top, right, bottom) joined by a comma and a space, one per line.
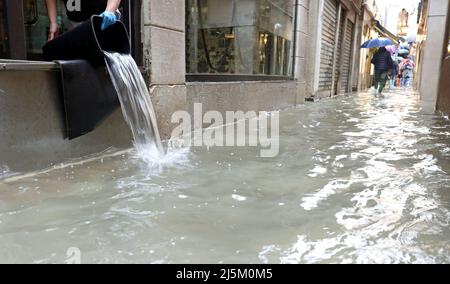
43, 15, 130, 65
43, 16, 131, 140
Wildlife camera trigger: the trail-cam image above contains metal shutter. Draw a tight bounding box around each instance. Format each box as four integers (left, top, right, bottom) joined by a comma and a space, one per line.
319, 0, 338, 91
340, 19, 354, 93
334, 14, 345, 93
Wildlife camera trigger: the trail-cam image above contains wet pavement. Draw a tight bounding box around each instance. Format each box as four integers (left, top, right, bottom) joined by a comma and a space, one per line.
0, 89, 450, 264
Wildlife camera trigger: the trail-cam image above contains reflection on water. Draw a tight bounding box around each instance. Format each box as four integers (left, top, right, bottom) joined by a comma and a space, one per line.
1, 90, 450, 264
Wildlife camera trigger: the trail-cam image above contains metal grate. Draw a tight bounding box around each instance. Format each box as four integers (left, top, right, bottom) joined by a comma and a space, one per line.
340, 19, 354, 93
319, 0, 338, 91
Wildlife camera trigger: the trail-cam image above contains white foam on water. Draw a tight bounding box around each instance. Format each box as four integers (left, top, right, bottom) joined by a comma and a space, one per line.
130, 140, 192, 176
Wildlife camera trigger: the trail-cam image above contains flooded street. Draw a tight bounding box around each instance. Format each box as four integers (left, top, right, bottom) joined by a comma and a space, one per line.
1, 90, 450, 264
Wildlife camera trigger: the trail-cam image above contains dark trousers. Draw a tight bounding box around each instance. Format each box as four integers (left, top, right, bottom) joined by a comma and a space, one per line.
374, 71, 388, 93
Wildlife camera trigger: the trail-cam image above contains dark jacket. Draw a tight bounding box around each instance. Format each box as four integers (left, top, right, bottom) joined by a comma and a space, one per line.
371, 47, 394, 73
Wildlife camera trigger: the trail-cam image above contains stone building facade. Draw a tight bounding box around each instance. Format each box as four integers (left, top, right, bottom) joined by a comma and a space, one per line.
416, 0, 450, 114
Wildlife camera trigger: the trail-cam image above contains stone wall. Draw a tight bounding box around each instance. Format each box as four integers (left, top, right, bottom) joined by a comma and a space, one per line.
142, 0, 188, 139
419, 0, 450, 113
437, 56, 450, 116
0, 65, 131, 173
187, 81, 299, 118
295, 0, 310, 102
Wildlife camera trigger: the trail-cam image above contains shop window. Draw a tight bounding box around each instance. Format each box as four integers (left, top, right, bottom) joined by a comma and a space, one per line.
186, 0, 295, 78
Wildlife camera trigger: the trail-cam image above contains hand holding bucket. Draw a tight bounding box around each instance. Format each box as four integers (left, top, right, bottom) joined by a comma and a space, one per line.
100, 11, 119, 30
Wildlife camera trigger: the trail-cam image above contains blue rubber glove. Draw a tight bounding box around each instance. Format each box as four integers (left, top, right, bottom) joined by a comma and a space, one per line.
100, 11, 117, 30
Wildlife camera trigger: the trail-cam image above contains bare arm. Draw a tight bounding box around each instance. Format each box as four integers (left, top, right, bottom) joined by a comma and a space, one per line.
45, 0, 59, 41
105, 0, 121, 12
45, 0, 58, 25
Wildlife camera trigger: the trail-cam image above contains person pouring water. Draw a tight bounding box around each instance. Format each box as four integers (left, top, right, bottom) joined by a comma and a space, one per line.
46, 0, 122, 41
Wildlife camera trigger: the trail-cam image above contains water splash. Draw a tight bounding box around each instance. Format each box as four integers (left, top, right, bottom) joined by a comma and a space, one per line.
104, 52, 164, 160
130, 139, 192, 176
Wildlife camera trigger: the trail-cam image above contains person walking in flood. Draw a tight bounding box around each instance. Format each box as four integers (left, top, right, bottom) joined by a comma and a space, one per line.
46, 0, 122, 41
399, 56, 415, 88
371, 47, 394, 96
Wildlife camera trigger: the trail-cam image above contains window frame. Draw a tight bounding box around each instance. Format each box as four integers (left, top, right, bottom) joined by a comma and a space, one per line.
186, 74, 294, 82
